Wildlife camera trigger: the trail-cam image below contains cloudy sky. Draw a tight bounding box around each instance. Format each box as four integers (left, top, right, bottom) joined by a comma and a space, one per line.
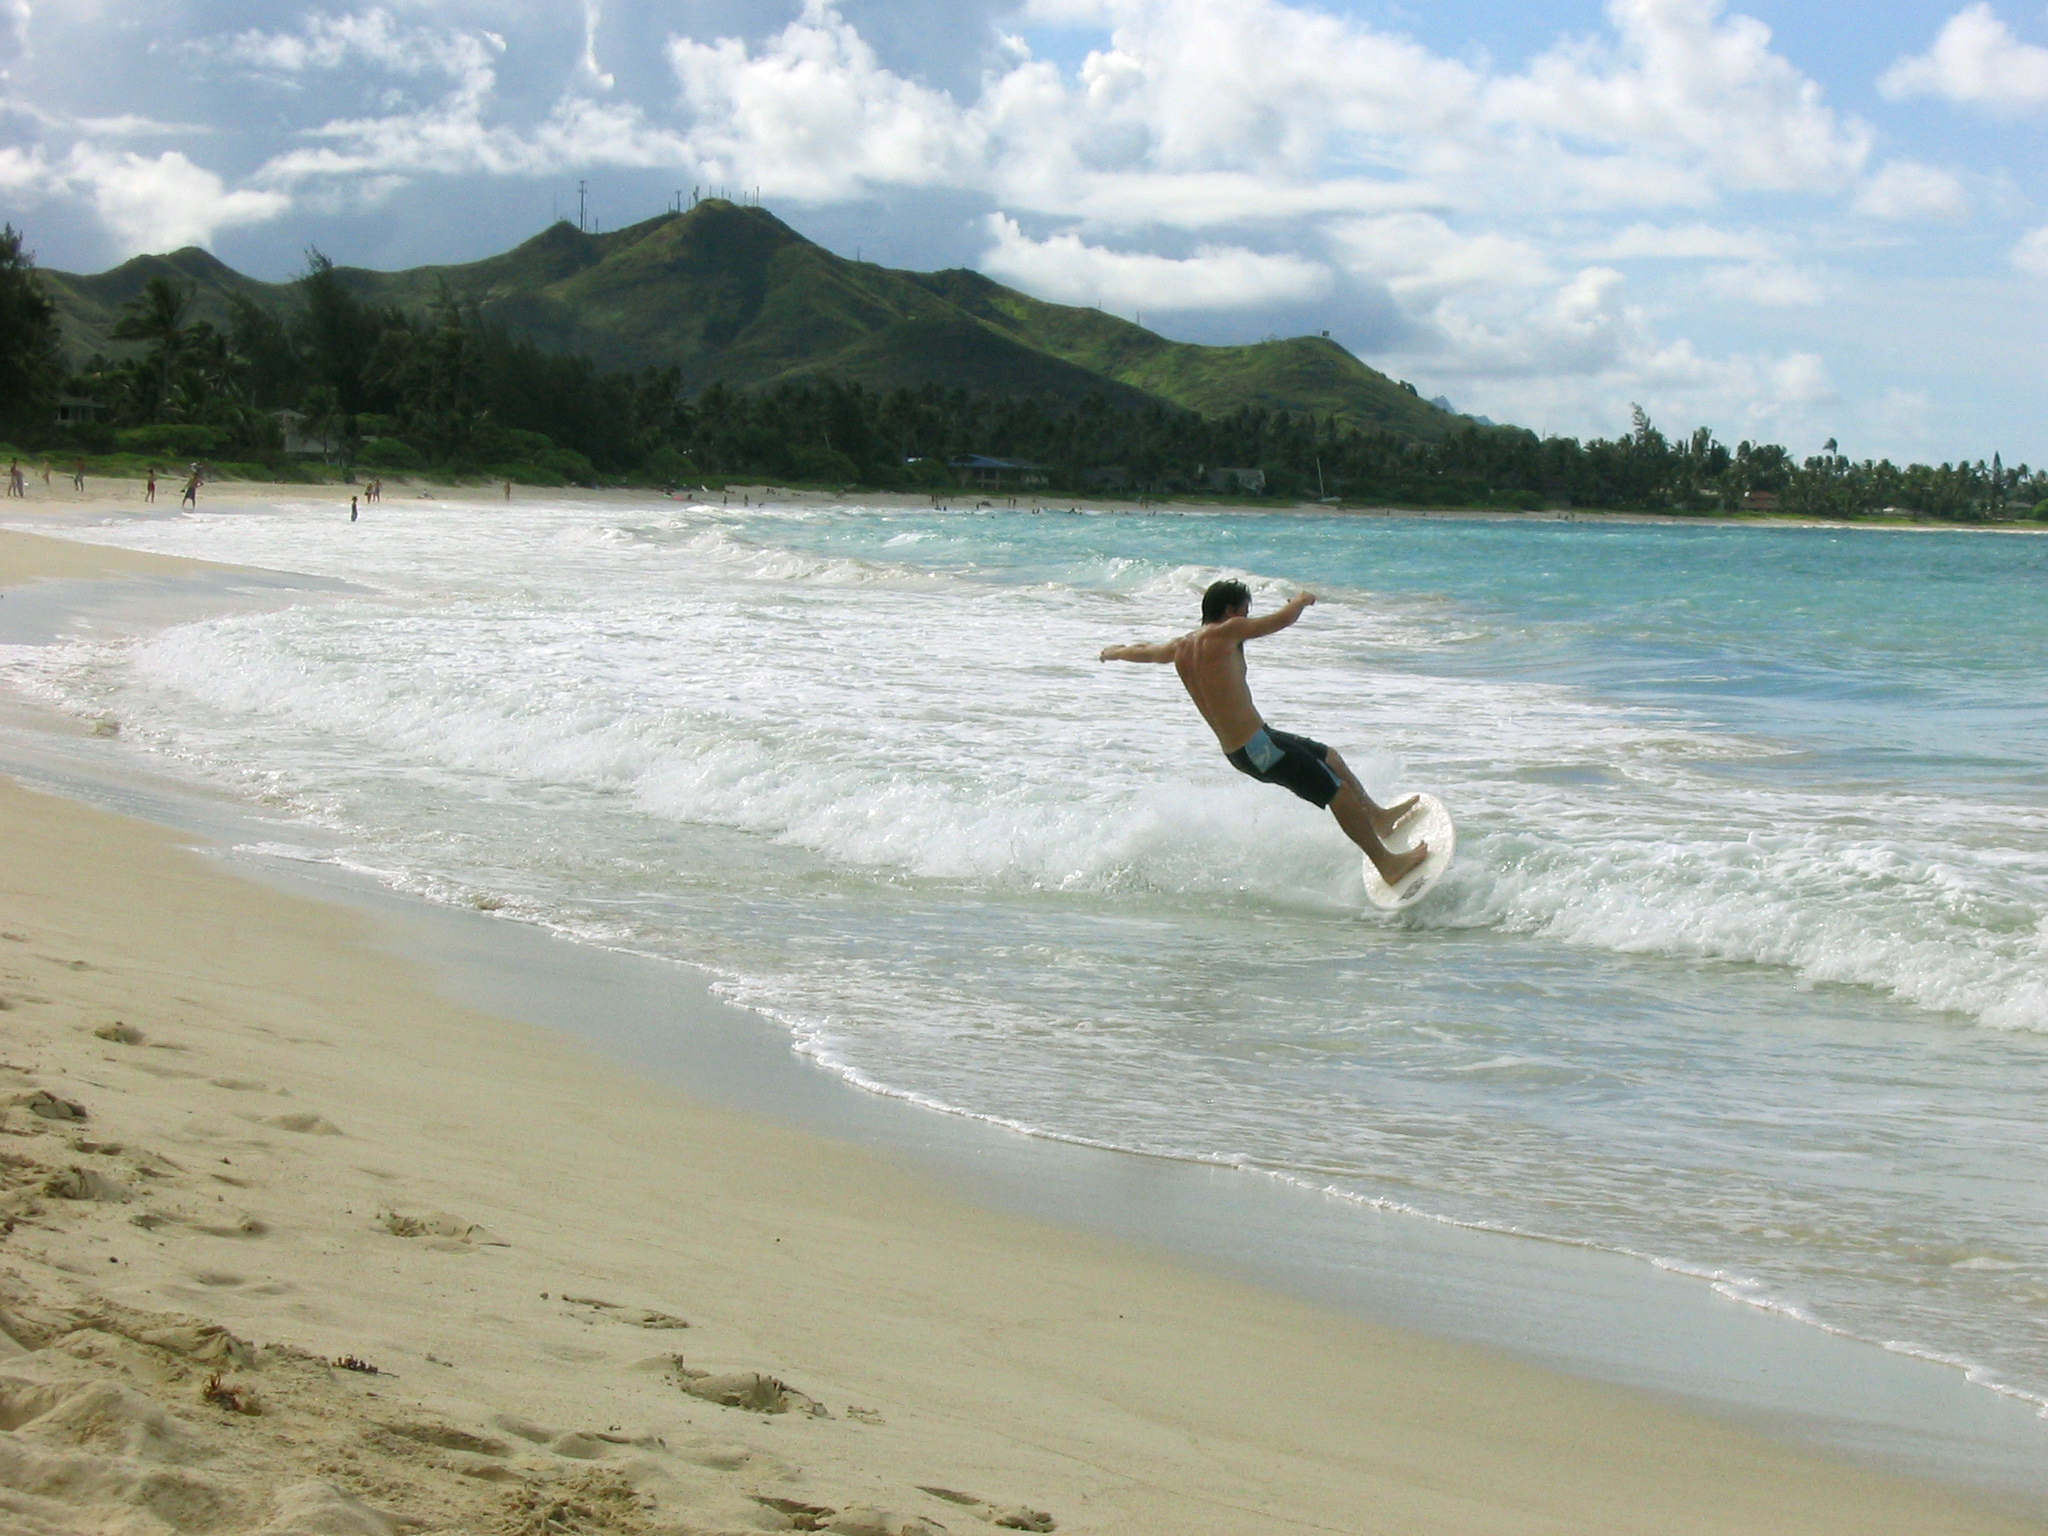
6, 1, 2048, 461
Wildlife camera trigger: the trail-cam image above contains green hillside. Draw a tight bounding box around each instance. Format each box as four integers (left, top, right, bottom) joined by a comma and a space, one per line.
43, 247, 275, 363
907, 267, 1457, 439
44, 201, 1468, 438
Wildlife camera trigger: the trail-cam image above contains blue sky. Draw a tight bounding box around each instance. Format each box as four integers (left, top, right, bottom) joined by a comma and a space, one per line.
5, 1, 2048, 462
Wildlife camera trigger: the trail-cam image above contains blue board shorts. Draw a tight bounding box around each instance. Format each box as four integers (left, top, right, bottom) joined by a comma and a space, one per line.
1226, 726, 1342, 808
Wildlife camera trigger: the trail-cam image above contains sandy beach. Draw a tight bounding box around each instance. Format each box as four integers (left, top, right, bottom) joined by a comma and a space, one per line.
0, 504, 2043, 1535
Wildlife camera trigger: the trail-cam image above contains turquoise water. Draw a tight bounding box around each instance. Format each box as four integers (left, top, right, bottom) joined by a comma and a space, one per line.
8, 500, 2047, 1413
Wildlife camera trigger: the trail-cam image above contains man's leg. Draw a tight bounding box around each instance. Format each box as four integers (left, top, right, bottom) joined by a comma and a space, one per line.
1324, 748, 1420, 839
1323, 749, 1427, 886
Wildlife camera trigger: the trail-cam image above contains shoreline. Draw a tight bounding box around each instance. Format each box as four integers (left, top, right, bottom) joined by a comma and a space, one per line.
5, 466, 2044, 536
0, 522, 2044, 1532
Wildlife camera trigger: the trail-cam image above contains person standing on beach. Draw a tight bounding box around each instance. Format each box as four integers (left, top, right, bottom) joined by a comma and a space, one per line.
350, 495, 358, 522
1099, 579, 1428, 886
180, 470, 198, 508
71, 458, 84, 492
145, 469, 157, 503
6, 459, 21, 498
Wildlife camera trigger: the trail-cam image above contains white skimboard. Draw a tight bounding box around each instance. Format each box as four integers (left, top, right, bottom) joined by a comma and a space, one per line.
1363, 793, 1455, 910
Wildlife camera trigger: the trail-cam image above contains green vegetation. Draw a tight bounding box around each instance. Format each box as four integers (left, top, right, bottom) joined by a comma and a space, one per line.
0, 226, 63, 441
4, 208, 2043, 521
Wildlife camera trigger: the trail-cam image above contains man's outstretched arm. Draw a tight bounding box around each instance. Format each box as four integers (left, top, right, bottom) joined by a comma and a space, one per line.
1213, 590, 1316, 643
1099, 640, 1179, 663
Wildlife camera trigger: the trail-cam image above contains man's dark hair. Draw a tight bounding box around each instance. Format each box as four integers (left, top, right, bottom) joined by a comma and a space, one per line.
1201, 579, 1251, 623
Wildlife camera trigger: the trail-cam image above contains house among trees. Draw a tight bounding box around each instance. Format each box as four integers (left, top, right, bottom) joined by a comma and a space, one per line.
55, 396, 101, 428
1741, 490, 1781, 512
949, 454, 1049, 489
1207, 466, 1266, 495
272, 409, 337, 460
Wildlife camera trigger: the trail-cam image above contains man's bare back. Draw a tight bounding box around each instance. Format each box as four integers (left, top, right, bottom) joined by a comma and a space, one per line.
1100, 580, 1428, 885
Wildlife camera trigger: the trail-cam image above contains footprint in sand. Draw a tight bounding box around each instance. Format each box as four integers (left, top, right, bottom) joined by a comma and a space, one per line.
919, 1487, 1057, 1532
676, 1366, 828, 1418
12, 1089, 88, 1122
188, 1212, 270, 1238
561, 1294, 688, 1329
826, 1508, 950, 1536
751, 1498, 947, 1536
378, 1210, 502, 1245
260, 1112, 343, 1135
43, 1165, 135, 1203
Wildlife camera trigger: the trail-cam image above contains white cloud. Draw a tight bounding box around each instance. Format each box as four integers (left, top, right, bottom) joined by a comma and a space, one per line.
979, 213, 1330, 310
0, 141, 47, 193
1483, 0, 1871, 202
1588, 221, 1774, 260
1880, 3, 2048, 114
74, 114, 214, 139
634, 0, 1873, 227
668, 0, 981, 197
1327, 213, 1553, 302
63, 147, 289, 251
1419, 265, 1641, 379
0, 139, 288, 250
2011, 226, 2048, 276
1701, 260, 1823, 306
1853, 160, 1970, 220
210, 7, 502, 87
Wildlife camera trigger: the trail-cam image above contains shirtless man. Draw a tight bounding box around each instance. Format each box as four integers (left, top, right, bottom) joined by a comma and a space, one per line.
1100, 579, 1428, 885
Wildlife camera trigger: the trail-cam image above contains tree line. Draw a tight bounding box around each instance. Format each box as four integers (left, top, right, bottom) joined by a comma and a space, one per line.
2, 225, 2042, 521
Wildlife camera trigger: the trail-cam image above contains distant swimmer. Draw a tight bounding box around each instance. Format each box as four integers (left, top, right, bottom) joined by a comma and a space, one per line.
1099, 579, 1427, 887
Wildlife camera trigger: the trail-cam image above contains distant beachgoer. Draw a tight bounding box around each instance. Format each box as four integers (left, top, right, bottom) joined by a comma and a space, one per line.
503, 480, 512, 501
1099, 580, 1427, 887
145, 469, 157, 503
6, 459, 20, 497
71, 459, 85, 491
350, 495, 359, 522
368, 477, 381, 503
39, 461, 50, 487
180, 472, 198, 508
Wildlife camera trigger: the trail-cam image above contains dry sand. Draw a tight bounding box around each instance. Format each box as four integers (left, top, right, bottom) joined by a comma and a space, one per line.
0, 515, 2042, 1535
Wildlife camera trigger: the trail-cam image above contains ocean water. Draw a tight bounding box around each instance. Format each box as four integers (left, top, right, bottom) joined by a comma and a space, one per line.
7, 496, 2048, 1413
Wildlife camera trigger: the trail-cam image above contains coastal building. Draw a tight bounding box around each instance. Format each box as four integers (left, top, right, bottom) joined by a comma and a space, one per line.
949, 454, 1049, 489
55, 396, 101, 428
273, 409, 338, 460
1741, 490, 1781, 512
1207, 466, 1267, 495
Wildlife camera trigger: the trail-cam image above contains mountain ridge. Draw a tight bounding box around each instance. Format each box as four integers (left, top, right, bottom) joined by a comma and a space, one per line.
41, 202, 1469, 440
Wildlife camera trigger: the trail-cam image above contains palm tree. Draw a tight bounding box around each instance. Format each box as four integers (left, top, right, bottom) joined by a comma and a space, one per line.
111, 276, 193, 416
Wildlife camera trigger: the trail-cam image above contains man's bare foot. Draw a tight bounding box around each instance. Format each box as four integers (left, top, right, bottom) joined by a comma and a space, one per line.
1370, 795, 1421, 840
1370, 839, 1429, 887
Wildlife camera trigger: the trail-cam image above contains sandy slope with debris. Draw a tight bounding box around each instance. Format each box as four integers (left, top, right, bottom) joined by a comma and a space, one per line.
0, 522, 2041, 1535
